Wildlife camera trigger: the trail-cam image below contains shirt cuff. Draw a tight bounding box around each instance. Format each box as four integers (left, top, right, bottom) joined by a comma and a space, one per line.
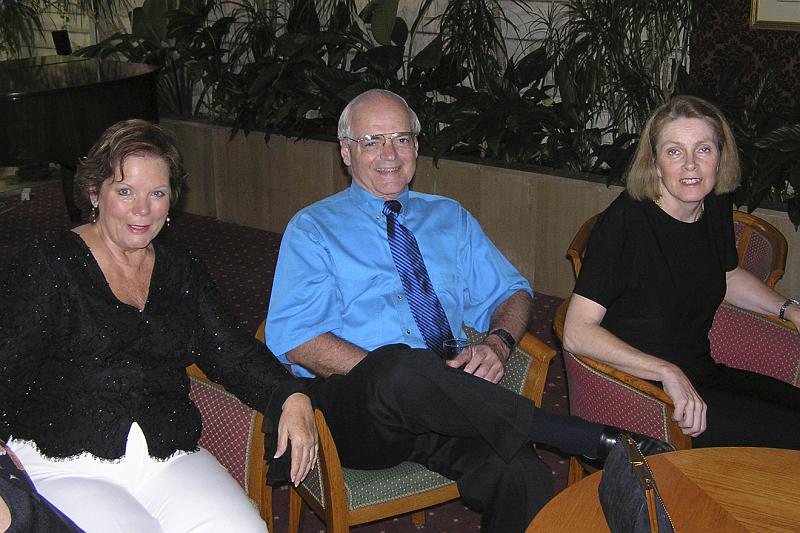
262, 379, 312, 486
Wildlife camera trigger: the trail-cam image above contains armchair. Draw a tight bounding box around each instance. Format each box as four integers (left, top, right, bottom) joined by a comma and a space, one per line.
557, 209, 797, 484
277, 327, 556, 533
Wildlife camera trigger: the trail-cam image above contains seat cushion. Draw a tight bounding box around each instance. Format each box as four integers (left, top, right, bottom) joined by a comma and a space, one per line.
302, 460, 453, 510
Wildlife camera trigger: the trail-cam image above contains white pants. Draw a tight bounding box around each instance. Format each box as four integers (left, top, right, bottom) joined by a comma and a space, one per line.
8, 423, 267, 533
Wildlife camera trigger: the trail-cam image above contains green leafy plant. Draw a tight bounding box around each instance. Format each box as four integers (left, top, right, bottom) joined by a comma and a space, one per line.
0, 0, 127, 57
0, 1, 43, 56
53, 0, 798, 224
78, 0, 237, 118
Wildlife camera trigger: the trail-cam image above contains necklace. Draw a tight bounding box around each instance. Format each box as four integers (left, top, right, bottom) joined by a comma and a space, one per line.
654, 196, 704, 222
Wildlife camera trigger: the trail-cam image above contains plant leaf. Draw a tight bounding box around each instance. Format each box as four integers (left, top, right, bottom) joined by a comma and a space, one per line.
370, 0, 399, 45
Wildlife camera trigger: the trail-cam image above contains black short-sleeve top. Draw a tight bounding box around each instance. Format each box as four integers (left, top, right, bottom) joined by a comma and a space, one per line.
573, 191, 739, 382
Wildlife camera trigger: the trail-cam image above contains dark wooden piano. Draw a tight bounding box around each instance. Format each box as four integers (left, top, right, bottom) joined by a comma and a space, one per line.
0, 55, 159, 221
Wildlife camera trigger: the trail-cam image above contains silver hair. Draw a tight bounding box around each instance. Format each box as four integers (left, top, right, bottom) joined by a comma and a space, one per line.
337, 89, 422, 140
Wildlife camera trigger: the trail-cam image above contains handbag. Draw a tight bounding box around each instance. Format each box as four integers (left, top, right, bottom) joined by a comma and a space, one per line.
0, 440, 85, 533
598, 434, 675, 533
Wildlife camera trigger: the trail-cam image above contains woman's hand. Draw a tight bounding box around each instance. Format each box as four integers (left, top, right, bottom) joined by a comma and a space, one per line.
566, 294, 709, 437
275, 393, 318, 486
660, 366, 707, 437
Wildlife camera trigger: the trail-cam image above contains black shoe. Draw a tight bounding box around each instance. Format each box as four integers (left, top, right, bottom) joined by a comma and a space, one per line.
583, 426, 675, 469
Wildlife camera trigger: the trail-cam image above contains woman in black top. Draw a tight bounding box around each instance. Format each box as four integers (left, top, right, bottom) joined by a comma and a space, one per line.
563, 96, 800, 449
0, 120, 317, 532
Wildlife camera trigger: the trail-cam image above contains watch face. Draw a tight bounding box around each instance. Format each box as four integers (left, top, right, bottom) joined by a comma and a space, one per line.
491, 329, 515, 350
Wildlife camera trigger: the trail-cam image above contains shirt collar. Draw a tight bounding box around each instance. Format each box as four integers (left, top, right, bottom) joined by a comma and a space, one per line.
348, 182, 410, 221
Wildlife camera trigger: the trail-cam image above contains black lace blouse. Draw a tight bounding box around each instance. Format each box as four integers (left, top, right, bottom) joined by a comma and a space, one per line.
0, 231, 305, 460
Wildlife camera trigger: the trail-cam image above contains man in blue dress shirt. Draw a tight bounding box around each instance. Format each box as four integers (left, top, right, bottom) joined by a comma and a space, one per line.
266, 89, 670, 532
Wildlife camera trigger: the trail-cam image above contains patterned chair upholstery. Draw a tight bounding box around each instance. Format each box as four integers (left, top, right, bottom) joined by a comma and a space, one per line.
186, 364, 272, 530
710, 302, 800, 387
557, 210, 795, 485
732, 211, 787, 288
285, 327, 556, 533
554, 300, 691, 485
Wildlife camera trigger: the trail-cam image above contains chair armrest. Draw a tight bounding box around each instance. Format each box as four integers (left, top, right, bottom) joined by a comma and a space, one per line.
564, 352, 691, 450
186, 364, 271, 528
516, 332, 556, 407
556, 298, 690, 449
572, 354, 673, 405
311, 409, 349, 523
518, 332, 556, 367
710, 302, 800, 387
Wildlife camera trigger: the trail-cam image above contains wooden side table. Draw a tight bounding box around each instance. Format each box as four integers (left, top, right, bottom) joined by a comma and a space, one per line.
527, 447, 800, 532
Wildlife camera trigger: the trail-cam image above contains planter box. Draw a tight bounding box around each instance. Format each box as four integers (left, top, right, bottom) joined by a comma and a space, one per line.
162, 118, 799, 300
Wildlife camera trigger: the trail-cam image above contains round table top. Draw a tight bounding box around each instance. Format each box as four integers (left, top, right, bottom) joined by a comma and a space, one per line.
527, 447, 800, 533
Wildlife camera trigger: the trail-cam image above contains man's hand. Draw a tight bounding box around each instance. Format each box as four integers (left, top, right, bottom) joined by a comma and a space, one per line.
275, 393, 318, 487
447, 339, 507, 384
660, 366, 707, 437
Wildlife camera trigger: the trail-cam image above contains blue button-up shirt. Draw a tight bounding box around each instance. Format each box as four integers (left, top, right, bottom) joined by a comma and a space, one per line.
266, 183, 532, 377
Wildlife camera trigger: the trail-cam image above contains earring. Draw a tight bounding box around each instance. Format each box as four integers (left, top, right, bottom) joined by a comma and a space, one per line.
91, 205, 98, 223
166, 214, 171, 227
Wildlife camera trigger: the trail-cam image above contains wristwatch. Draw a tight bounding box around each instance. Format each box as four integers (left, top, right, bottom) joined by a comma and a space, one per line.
779, 298, 799, 321
488, 328, 516, 351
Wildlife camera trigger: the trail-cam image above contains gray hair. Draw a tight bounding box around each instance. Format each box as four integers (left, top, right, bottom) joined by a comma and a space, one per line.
337, 89, 421, 140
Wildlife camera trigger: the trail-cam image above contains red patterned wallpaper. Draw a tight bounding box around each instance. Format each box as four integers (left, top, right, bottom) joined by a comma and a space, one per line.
690, 0, 800, 111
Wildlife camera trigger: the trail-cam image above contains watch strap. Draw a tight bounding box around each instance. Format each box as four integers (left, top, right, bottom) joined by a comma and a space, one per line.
488, 328, 516, 351
779, 298, 799, 321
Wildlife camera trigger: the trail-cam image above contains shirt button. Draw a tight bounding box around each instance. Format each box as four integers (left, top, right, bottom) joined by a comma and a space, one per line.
397, 294, 403, 300
405, 329, 411, 334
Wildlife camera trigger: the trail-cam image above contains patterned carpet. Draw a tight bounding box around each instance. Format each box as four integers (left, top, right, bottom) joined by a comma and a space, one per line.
0, 185, 570, 532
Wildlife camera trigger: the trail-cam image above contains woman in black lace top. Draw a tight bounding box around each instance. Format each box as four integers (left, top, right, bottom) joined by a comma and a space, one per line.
0, 120, 317, 532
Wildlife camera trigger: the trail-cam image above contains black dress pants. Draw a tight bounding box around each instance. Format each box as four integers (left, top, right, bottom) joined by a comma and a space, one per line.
693, 364, 800, 449
308, 344, 604, 533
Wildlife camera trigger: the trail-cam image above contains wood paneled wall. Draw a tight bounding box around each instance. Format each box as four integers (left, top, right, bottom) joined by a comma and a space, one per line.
163, 119, 798, 300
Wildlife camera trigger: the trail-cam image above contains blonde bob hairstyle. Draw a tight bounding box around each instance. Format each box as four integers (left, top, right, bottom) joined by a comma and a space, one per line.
626, 95, 740, 201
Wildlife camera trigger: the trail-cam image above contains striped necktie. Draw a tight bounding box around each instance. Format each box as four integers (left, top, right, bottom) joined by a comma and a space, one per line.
383, 200, 452, 355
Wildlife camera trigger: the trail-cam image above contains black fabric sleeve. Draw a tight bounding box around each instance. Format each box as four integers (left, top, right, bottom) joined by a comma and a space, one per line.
573, 197, 632, 308
0, 244, 59, 441
187, 252, 307, 409
184, 251, 309, 481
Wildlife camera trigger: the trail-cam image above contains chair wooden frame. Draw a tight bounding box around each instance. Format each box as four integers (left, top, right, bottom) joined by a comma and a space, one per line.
277, 330, 556, 533
186, 363, 273, 531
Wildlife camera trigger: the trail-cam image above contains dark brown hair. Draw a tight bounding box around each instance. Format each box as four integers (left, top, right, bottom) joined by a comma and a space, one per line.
76, 119, 187, 206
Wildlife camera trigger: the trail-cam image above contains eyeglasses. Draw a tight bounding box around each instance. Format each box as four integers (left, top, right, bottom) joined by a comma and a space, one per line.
344, 132, 417, 152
